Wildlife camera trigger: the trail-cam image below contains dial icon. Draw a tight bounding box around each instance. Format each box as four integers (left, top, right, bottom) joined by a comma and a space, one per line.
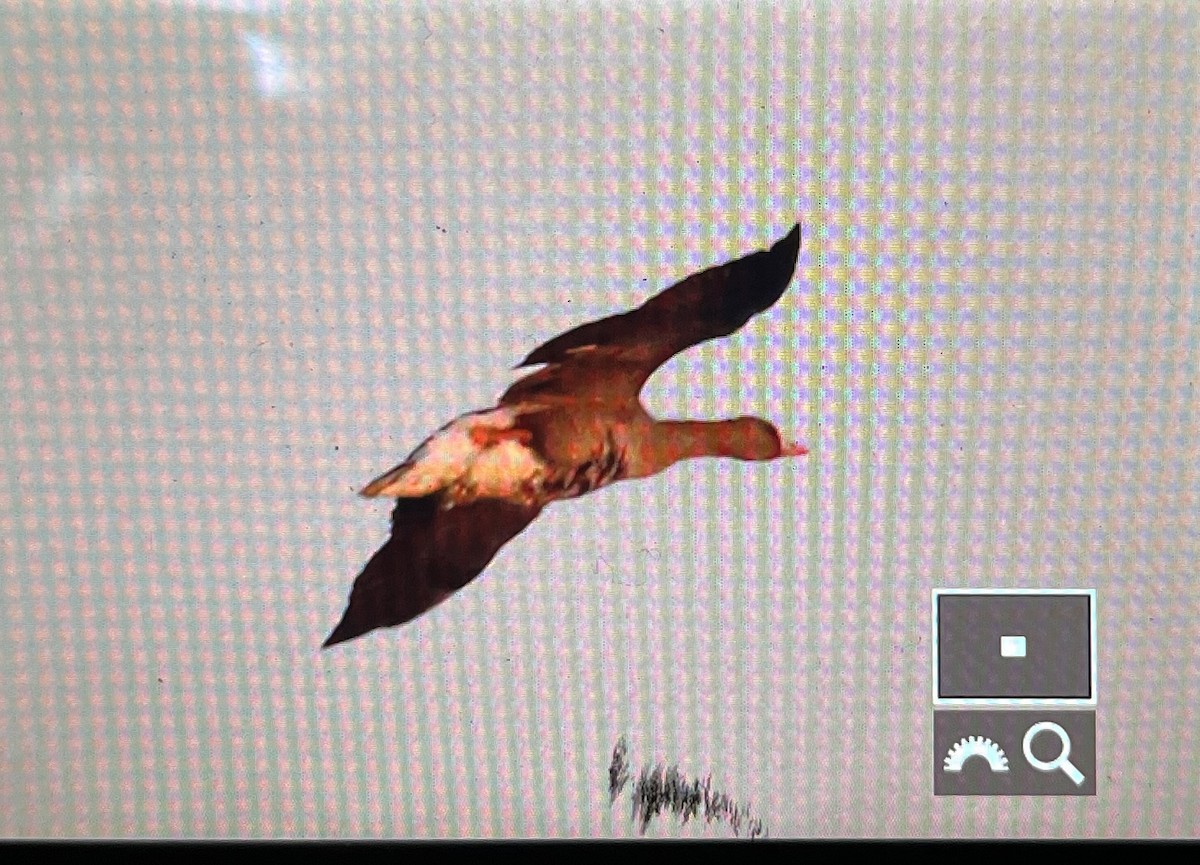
943, 736, 1010, 773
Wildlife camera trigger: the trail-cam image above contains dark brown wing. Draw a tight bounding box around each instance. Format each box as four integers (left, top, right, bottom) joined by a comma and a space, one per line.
322, 496, 543, 648
501, 223, 801, 406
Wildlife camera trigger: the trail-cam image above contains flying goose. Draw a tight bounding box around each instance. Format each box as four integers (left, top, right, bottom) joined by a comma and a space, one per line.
323, 223, 805, 648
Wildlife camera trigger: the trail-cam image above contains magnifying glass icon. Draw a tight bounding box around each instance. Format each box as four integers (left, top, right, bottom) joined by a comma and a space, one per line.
1023, 721, 1085, 786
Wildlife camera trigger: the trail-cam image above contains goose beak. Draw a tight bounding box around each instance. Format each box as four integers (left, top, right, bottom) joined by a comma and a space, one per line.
780, 441, 809, 457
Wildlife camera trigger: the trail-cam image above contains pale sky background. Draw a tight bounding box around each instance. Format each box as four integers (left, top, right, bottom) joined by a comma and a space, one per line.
1, 0, 1197, 838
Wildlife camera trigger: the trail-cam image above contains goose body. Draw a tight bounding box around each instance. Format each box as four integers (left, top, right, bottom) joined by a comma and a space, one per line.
323, 223, 807, 648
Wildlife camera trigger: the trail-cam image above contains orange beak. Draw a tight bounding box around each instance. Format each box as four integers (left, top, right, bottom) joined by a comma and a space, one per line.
780, 441, 809, 457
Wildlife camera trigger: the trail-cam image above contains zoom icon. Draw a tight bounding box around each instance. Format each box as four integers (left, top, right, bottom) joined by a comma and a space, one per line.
1023, 721, 1085, 786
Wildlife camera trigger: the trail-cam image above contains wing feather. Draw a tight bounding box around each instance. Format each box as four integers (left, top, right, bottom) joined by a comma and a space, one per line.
501, 224, 801, 406
323, 496, 543, 647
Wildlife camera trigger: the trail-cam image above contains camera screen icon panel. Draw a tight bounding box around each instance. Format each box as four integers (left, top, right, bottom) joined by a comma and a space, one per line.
932, 588, 1098, 796
932, 588, 1097, 707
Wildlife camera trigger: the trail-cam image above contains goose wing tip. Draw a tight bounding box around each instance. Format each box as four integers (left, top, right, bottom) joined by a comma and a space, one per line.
320, 622, 357, 649
321, 596, 396, 649
774, 222, 802, 257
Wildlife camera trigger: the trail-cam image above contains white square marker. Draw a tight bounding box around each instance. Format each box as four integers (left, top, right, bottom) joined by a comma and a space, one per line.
1000, 635, 1027, 658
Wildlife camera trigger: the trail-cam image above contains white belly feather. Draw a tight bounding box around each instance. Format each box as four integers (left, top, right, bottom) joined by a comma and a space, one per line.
360, 406, 548, 501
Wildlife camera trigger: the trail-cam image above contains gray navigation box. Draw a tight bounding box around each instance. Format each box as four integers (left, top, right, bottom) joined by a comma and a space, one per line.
933, 589, 1096, 706
934, 710, 1097, 796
